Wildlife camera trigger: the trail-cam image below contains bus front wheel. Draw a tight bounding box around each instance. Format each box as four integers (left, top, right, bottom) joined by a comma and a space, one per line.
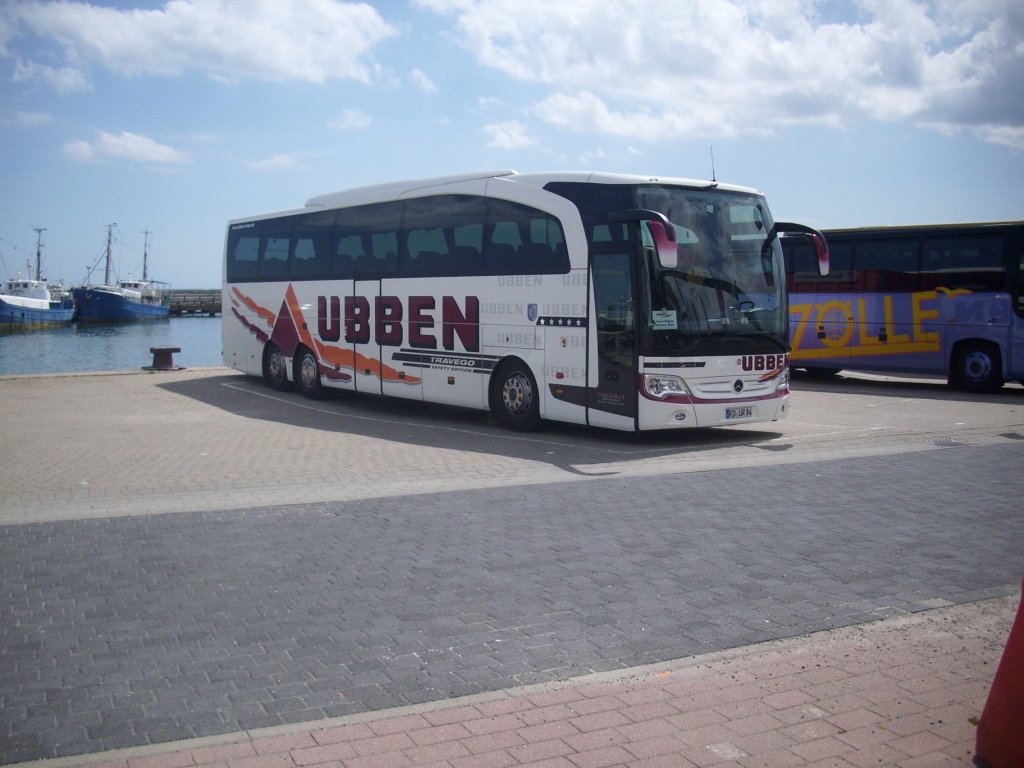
952, 342, 1002, 393
294, 346, 327, 399
492, 360, 541, 431
264, 343, 292, 391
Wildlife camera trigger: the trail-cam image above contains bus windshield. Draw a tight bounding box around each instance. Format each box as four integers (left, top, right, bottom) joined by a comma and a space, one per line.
635, 186, 786, 353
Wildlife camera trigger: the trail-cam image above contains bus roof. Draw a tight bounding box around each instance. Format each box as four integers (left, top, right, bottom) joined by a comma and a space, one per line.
814, 221, 1024, 237
303, 170, 760, 210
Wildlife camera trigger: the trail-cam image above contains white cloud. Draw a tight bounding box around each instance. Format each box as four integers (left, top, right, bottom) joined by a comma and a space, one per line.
421, 0, 1024, 148
328, 109, 373, 132
0, 12, 13, 58
247, 153, 308, 171
410, 68, 438, 92
477, 96, 504, 110
13, 59, 91, 93
15, 111, 52, 126
483, 120, 534, 149
7, 0, 399, 85
63, 131, 191, 164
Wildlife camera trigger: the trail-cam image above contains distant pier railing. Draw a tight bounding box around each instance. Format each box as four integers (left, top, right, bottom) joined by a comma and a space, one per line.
168, 289, 221, 317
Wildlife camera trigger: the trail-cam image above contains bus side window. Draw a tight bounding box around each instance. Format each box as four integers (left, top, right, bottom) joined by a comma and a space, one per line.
522, 217, 569, 272
404, 226, 450, 274
292, 236, 317, 276
334, 234, 364, 278
260, 220, 291, 279
487, 218, 522, 273
485, 199, 568, 275
434, 196, 487, 274
340, 202, 399, 277
922, 237, 1003, 292
291, 211, 334, 279
784, 239, 852, 291
452, 223, 484, 271
852, 238, 920, 292
227, 227, 260, 281
782, 238, 813, 292
401, 197, 452, 275
370, 231, 398, 273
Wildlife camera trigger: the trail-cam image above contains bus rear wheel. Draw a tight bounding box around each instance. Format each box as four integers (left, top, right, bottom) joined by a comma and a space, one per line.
953, 342, 1002, 393
492, 360, 541, 431
294, 346, 327, 399
264, 343, 292, 391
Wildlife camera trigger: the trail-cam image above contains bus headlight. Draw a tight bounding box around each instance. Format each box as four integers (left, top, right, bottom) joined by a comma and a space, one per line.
643, 373, 690, 399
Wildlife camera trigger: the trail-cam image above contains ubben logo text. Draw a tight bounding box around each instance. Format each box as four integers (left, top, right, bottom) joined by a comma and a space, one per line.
740, 353, 788, 372
316, 294, 480, 352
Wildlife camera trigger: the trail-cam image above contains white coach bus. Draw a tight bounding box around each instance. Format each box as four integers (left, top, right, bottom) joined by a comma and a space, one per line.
222, 170, 828, 432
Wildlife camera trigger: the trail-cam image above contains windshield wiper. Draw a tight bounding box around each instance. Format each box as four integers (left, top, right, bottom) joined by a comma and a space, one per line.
660, 269, 741, 296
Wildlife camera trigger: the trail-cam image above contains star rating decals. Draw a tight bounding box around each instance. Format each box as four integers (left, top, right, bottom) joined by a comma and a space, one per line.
537, 316, 587, 327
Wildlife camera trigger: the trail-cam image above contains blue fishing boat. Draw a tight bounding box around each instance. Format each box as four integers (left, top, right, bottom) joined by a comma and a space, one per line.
0, 273, 75, 331
73, 226, 170, 322
0, 229, 75, 332
72, 281, 171, 322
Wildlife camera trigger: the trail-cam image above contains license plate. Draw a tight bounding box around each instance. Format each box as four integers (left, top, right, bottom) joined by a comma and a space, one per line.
725, 406, 753, 419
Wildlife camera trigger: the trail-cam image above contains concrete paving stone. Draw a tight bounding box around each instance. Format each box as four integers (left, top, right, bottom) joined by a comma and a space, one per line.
3, 373, 1024, 766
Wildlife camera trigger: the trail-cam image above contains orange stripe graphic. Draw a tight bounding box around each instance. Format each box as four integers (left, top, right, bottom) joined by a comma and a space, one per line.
231, 287, 276, 325
313, 340, 421, 384
284, 284, 318, 351
232, 283, 421, 385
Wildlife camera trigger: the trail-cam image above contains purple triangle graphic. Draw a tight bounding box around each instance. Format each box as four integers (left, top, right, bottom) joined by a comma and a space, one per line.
269, 298, 301, 357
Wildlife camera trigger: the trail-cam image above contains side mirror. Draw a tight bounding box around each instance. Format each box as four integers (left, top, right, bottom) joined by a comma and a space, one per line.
770, 222, 829, 276
608, 209, 678, 269
645, 220, 678, 269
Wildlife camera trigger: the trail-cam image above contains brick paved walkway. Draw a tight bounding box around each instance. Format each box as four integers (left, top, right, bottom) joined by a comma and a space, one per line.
17, 596, 1016, 768
4, 371, 1023, 768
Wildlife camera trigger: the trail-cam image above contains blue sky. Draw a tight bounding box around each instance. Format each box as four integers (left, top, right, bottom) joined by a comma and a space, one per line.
1, 0, 1022, 288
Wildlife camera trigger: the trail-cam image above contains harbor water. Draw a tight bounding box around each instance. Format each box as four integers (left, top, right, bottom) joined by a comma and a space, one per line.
0, 316, 223, 376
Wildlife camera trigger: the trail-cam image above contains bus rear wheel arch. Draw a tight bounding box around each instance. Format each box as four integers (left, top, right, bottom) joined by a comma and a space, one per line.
951, 340, 1003, 393
263, 342, 292, 391
490, 358, 542, 431
294, 345, 327, 399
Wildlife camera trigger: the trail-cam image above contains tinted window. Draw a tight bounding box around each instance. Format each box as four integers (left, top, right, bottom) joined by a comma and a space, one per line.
226, 194, 568, 281
291, 211, 335, 278
922, 236, 1004, 291
400, 195, 487, 275
226, 223, 260, 281
853, 238, 920, 291
485, 198, 569, 274
260, 219, 291, 279
336, 202, 400, 277
785, 238, 852, 291
546, 181, 630, 245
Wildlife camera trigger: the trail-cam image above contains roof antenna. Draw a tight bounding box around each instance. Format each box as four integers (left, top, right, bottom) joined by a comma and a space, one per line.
710, 145, 717, 182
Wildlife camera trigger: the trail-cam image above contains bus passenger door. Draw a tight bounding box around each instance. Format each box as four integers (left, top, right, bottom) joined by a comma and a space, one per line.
587, 247, 638, 430
379, 282, 423, 401
351, 280, 383, 396
311, 280, 358, 393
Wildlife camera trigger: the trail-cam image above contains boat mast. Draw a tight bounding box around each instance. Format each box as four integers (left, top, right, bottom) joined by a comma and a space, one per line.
141, 229, 151, 282
33, 227, 46, 281
104, 224, 115, 285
